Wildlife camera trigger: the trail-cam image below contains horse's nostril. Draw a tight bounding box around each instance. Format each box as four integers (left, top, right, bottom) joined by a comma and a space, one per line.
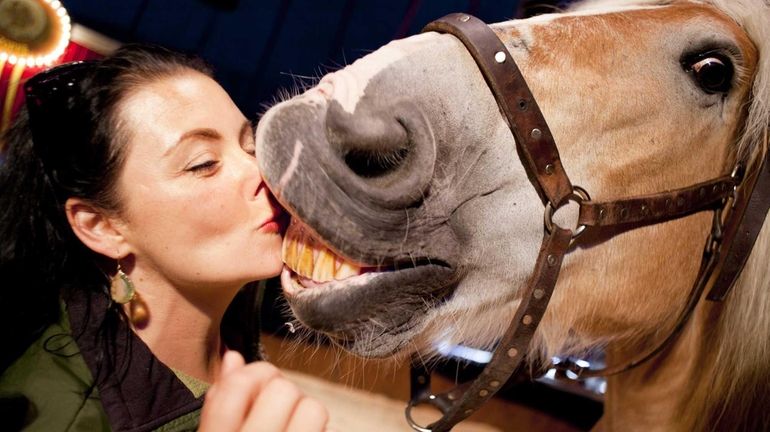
322, 99, 435, 209
344, 146, 410, 178
326, 100, 411, 178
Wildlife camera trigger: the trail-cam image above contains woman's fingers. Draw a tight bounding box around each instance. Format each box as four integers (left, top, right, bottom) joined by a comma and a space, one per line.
286, 397, 329, 432
199, 359, 282, 432
240, 376, 303, 431
220, 349, 246, 376
238, 375, 329, 432
199, 352, 329, 432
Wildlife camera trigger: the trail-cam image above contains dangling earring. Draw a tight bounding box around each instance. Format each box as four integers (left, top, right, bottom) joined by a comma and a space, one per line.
110, 261, 150, 327
129, 292, 150, 327
110, 262, 135, 304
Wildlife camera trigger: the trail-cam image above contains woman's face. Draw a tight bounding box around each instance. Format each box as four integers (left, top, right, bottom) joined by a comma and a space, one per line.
114, 71, 284, 294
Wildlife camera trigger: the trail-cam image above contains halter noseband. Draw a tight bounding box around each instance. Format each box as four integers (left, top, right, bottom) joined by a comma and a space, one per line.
407, 13, 770, 432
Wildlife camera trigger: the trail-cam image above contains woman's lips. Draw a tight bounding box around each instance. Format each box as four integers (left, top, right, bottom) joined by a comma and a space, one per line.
258, 210, 289, 234
259, 220, 281, 233
258, 186, 289, 234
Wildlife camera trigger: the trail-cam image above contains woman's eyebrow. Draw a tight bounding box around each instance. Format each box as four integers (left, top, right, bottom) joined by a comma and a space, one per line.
164, 121, 252, 157
164, 128, 221, 157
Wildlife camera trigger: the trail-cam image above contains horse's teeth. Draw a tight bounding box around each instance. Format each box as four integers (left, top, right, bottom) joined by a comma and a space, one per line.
282, 236, 297, 269
281, 236, 288, 262
297, 238, 315, 278
282, 218, 363, 284
335, 260, 360, 280
312, 250, 336, 282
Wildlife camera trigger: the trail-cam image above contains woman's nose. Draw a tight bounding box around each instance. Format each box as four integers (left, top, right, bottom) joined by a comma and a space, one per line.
233, 149, 264, 199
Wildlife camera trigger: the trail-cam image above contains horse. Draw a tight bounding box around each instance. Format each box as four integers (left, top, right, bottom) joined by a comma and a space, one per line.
255, 1, 770, 430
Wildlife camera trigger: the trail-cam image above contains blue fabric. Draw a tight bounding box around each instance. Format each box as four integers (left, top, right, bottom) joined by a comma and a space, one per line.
60, 0, 523, 115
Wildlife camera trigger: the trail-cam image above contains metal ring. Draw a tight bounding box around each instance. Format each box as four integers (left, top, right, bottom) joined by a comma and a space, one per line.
405, 395, 439, 432
544, 186, 590, 239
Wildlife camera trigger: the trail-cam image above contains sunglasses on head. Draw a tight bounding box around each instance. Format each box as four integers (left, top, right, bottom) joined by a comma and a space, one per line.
24, 61, 95, 169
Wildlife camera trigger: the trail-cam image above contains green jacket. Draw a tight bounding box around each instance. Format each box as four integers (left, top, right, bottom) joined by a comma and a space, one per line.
0, 290, 203, 432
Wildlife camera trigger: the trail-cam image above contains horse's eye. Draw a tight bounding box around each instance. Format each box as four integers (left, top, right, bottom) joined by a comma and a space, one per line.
686, 55, 733, 94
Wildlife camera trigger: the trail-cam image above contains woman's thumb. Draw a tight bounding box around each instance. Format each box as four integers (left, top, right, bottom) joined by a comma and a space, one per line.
219, 349, 245, 378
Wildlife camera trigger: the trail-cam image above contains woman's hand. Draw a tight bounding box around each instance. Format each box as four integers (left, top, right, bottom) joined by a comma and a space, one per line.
199, 350, 330, 432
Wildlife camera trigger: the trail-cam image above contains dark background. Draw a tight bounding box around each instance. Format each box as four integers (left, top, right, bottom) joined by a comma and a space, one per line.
58, 0, 571, 117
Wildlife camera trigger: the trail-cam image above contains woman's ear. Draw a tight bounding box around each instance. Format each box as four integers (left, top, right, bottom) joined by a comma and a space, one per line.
65, 197, 129, 259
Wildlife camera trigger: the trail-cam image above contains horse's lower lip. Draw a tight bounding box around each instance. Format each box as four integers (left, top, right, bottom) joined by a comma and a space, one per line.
281, 265, 394, 295
280, 262, 454, 356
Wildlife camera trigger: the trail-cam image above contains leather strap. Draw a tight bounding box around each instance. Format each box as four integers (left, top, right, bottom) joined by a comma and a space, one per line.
425, 14, 573, 207
708, 142, 770, 300
579, 176, 736, 227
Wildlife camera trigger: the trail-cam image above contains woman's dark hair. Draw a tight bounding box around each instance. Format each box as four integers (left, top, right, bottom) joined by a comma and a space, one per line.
0, 44, 212, 370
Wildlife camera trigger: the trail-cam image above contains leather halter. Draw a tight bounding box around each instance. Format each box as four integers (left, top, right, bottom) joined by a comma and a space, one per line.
407, 13, 770, 432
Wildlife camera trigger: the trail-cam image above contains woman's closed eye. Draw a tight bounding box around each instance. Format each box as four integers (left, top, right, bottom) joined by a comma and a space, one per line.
186, 158, 220, 174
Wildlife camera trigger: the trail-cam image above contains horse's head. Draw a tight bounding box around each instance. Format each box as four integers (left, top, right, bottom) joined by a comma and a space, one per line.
256, 0, 769, 365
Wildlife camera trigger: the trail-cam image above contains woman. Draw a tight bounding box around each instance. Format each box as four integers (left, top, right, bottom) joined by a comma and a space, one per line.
0, 44, 328, 431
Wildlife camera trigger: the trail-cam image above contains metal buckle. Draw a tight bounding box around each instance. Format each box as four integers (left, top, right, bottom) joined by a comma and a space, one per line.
706, 164, 744, 254
405, 395, 442, 432
544, 186, 590, 239
705, 207, 724, 255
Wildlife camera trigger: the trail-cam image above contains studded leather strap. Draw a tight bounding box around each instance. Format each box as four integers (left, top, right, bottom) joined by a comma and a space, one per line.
425, 14, 573, 207
578, 176, 736, 227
